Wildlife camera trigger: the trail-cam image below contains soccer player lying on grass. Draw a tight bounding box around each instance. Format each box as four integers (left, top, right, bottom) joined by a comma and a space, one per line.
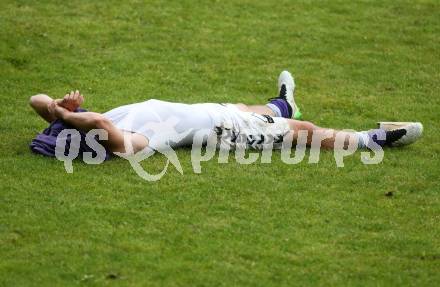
29, 71, 422, 159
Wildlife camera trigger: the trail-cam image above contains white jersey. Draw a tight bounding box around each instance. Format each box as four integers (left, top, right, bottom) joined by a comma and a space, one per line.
103, 99, 289, 150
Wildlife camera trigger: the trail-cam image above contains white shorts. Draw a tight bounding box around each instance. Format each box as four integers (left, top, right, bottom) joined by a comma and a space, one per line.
104, 100, 290, 151
213, 104, 290, 150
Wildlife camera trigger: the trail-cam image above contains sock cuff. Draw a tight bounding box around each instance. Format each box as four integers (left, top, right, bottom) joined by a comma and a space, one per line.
268, 99, 292, 118
266, 103, 282, 118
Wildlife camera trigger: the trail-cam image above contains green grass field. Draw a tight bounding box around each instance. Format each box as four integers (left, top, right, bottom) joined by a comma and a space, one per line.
1, 0, 439, 285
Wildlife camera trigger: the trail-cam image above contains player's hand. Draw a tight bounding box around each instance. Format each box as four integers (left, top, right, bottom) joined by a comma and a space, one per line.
59, 90, 84, 111
48, 100, 68, 119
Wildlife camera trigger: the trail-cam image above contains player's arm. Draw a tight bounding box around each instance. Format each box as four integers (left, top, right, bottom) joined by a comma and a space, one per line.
29, 94, 58, 123
49, 100, 149, 154
48, 101, 127, 153
30, 91, 84, 123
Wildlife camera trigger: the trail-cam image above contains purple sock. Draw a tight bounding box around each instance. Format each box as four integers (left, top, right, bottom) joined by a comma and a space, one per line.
267, 99, 292, 118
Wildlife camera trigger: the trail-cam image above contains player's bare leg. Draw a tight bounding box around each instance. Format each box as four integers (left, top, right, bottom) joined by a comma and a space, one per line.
284, 119, 422, 150
234, 103, 276, 116
284, 119, 354, 149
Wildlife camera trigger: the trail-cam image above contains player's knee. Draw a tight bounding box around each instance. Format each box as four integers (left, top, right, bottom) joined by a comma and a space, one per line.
288, 120, 316, 132
301, 121, 317, 131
